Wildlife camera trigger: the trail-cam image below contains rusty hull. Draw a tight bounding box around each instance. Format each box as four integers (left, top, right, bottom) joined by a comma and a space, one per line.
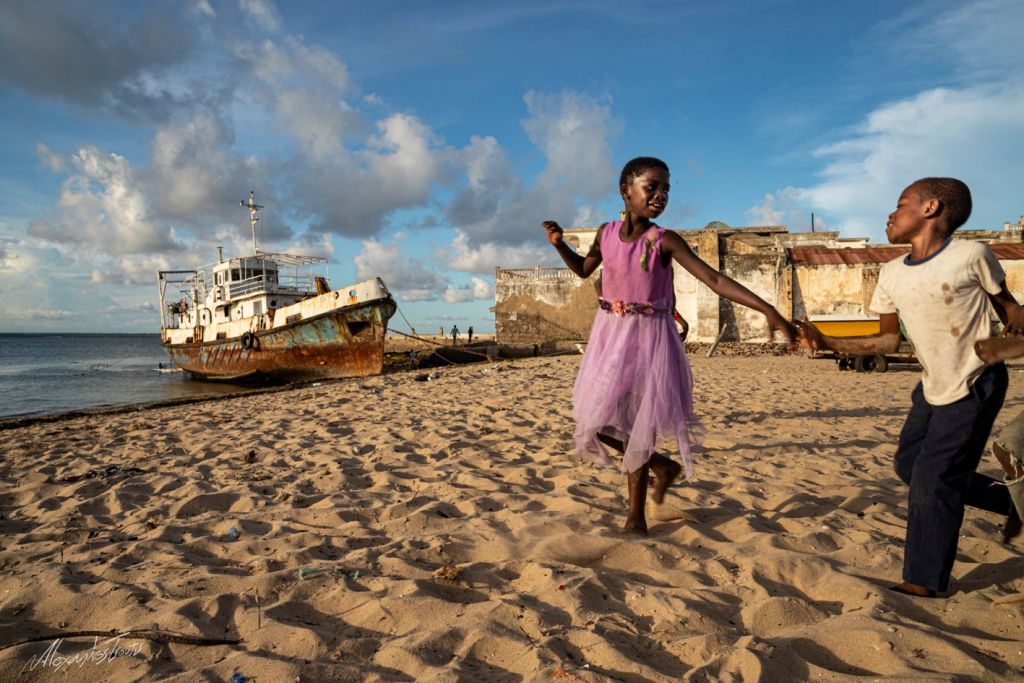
164, 298, 396, 382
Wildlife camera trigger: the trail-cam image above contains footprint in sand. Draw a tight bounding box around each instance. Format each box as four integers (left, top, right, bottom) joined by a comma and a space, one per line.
648, 501, 699, 523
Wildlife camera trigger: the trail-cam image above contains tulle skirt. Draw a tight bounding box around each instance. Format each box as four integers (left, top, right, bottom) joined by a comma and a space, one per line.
572, 310, 699, 477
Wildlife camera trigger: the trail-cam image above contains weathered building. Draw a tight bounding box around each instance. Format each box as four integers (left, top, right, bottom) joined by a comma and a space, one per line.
494, 219, 1024, 344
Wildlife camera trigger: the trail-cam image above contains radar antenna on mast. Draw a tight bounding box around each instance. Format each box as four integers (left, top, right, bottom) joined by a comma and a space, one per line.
240, 191, 264, 256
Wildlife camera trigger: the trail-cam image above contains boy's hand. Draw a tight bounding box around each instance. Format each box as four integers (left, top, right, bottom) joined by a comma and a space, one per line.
794, 319, 828, 350
766, 310, 796, 343
543, 220, 564, 246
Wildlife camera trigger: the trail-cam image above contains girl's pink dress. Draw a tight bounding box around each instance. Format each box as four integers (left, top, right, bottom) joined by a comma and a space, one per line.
573, 221, 698, 476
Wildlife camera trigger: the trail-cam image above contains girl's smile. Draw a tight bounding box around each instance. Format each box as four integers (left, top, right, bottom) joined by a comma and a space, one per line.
622, 168, 670, 219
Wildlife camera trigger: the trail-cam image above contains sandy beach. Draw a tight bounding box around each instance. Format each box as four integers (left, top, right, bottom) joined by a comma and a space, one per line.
1, 353, 1023, 681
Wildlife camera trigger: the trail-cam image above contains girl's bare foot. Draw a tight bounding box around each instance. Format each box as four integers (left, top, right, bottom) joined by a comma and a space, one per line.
623, 515, 648, 536
650, 454, 682, 504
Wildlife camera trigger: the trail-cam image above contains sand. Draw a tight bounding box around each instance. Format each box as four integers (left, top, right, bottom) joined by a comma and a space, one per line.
1, 353, 1023, 681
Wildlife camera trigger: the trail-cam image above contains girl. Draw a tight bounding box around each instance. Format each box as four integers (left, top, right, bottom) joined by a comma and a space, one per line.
544, 156, 795, 535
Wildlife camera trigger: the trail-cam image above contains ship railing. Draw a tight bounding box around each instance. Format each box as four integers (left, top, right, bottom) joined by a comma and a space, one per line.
158, 269, 209, 332
227, 273, 317, 299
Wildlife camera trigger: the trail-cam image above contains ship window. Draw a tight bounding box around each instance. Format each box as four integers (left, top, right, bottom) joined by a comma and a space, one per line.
347, 321, 370, 337
216, 331, 227, 340
236, 307, 243, 319
231, 269, 240, 281
270, 299, 277, 308
253, 301, 263, 315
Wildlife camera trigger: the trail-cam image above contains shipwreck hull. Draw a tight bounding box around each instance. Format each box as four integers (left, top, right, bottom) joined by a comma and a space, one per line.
164, 299, 396, 382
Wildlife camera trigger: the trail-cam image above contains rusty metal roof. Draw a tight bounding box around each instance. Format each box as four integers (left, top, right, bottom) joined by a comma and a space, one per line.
789, 241, 1024, 266
989, 243, 1024, 259
788, 246, 908, 265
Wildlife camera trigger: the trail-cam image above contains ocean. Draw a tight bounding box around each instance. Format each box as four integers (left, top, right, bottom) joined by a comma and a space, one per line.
0, 334, 256, 420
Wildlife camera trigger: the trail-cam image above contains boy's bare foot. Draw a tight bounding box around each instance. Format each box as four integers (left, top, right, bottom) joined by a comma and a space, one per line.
975, 336, 1024, 365
889, 582, 937, 598
650, 455, 682, 504
623, 515, 648, 536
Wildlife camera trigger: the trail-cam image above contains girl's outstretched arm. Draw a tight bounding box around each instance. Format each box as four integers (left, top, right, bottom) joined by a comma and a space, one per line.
544, 220, 604, 278
662, 230, 795, 341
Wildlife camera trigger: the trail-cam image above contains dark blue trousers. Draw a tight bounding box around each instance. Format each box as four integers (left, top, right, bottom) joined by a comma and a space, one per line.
894, 363, 1012, 592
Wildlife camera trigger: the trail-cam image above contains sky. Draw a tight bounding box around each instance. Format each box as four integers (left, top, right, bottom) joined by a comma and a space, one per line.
1, 0, 1022, 334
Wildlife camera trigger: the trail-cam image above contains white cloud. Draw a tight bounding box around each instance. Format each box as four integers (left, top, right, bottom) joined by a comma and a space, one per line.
798, 84, 1024, 238
238, 0, 283, 33
354, 239, 446, 301
522, 89, 619, 202
36, 143, 64, 172
746, 187, 826, 231
28, 146, 177, 255
443, 276, 493, 304
443, 232, 553, 274
440, 90, 619, 272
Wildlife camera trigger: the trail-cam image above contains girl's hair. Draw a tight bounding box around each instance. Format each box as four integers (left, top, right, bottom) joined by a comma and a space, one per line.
619, 157, 669, 188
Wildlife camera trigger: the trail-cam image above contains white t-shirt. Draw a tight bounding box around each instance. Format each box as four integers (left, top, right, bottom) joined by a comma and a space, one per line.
870, 239, 1004, 405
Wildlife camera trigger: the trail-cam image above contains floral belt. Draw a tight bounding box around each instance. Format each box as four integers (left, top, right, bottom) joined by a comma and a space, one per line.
599, 298, 669, 317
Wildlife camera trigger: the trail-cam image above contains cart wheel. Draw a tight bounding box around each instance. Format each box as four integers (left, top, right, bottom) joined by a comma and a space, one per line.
854, 354, 874, 372
855, 354, 888, 373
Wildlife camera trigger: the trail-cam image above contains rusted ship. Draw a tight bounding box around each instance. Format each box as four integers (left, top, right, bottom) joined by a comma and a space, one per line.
157, 193, 396, 381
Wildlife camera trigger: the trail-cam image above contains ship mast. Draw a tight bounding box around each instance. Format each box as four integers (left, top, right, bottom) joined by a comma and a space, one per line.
240, 191, 264, 256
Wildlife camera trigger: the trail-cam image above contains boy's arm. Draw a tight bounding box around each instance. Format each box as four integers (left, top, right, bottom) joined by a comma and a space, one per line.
662, 231, 795, 341
986, 282, 1023, 334
795, 313, 902, 354
544, 221, 603, 278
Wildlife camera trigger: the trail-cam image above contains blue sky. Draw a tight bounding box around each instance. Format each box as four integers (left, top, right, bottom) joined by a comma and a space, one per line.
1, 0, 1022, 333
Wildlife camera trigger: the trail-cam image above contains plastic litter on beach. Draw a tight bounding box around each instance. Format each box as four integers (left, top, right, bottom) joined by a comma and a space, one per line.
230, 673, 247, 683
226, 527, 239, 540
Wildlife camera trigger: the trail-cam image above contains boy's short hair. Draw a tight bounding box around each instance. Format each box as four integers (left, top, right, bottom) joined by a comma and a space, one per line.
912, 177, 972, 233
620, 157, 669, 188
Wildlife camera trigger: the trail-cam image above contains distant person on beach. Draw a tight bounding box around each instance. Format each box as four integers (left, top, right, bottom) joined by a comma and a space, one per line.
544, 156, 795, 535
451, 325, 459, 345
797, 178, 1022, 599
467, 326, 474, 344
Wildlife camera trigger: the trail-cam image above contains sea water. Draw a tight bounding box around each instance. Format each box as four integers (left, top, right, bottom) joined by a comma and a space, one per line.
0, 334, 253, 419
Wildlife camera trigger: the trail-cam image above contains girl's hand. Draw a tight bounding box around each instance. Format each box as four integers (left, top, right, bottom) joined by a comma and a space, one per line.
793, 319, 827, 350
543, 220, 564, 246
766, 310, 797, 343
1003, 303, 1024, 336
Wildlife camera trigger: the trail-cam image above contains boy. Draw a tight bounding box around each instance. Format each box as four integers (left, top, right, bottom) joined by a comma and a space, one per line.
797, 178, 1021, 598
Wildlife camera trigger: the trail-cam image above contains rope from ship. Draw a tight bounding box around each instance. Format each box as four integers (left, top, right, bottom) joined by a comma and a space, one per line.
390, 305, 488, 363
389, 304, 569, 362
